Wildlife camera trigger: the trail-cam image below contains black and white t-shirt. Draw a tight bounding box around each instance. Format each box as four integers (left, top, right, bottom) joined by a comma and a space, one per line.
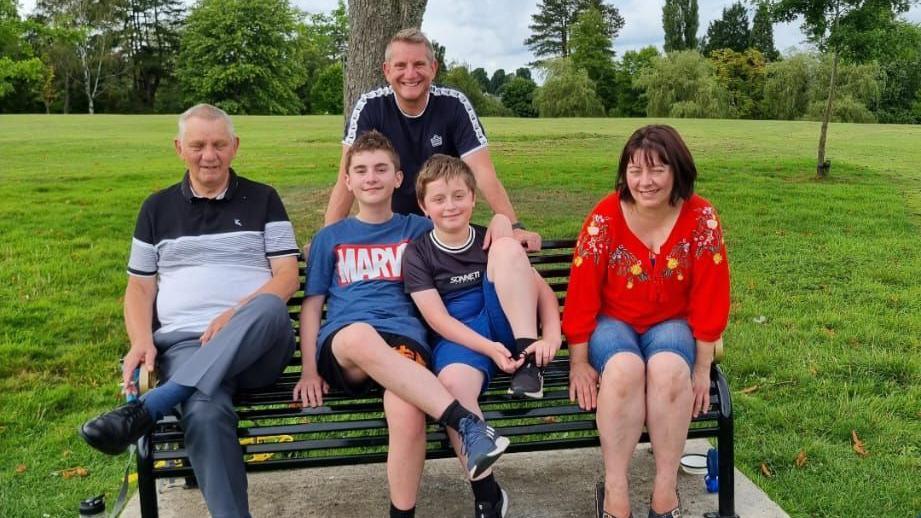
127, 170, 299, 335
343, 85, 488, 215
403, 225, 488, 303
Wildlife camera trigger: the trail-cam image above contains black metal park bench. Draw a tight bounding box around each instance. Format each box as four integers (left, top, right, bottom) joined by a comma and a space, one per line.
134, 240, 738, 518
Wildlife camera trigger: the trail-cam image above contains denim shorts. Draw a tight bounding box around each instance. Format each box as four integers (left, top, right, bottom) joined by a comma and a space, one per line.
588, 316, 696, 373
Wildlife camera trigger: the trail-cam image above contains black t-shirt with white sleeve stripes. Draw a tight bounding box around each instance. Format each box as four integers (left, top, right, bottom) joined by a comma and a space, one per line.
127, 169, 299, 335
343, 85, 488, 216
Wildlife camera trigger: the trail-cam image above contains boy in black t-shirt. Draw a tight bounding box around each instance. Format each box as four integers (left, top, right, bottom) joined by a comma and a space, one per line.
403, 155, 562, 517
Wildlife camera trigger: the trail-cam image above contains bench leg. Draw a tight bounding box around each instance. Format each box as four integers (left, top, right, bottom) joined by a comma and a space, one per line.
714, 412, 739, 518
136, 434, 159, 518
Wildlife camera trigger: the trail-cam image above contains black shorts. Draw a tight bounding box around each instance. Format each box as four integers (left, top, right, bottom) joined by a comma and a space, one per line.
318, 325, 430, 396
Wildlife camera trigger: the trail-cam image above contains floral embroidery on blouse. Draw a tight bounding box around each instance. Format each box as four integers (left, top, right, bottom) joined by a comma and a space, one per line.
663, 239, 691, 281
692, 206, 724, 263
609, 244, 648, 289
574, 213, 611, 267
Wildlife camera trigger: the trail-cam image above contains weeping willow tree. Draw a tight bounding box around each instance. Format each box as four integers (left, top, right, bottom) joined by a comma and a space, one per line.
634, 50, 732, 118
533, 57, 605, 117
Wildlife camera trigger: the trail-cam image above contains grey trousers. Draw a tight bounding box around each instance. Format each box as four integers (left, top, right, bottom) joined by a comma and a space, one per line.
154, 294, 295, 518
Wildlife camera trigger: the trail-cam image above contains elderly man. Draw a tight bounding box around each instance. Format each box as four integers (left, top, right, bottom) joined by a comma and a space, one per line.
325, 28, 542, 251
80, 104, 300, 518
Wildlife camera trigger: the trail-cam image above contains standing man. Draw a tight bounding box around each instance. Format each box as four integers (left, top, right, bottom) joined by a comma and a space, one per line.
80, 104, 301, 518
325, 28, 542, 251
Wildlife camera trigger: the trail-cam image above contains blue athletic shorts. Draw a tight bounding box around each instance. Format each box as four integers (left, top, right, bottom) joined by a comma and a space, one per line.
433, 278, 515, 392
588, 316, 696, 373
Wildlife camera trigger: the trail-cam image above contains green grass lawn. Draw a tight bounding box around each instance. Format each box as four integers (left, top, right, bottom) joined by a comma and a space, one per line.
1, 115, 918, 517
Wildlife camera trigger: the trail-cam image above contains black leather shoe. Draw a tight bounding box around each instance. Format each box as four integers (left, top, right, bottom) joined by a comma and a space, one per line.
79, 400, 154, 455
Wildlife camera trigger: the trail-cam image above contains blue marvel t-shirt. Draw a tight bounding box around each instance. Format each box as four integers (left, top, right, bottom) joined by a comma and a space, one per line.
305, 214, 434, 359
343, 85, 488, 215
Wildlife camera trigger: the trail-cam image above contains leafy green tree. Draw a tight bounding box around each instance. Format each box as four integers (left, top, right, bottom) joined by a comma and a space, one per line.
177, 0, 307, 114
489, 68, 507, 94
525, 0, 624, 60
116, 0, 185, 112
635, 50, 732, 118
35, 0, 123, 114
751, 3, 779, 61
611, 45, 660, 116
471, 67, 490, 91
443, 64, 513, 116
533, 57, 605, 117
500, 75, 538, 117
515, 67, 532, 81
663, 0, 699, 52
432, 40, 447, 82
806, 54, 881, 122
299, 2, 348, 114
874, 21, 921, 123
709, 48, 766, 118
310, 61, 343, 114
571, 6, 617, 112
762, 52, 815, 119
0, 1, 46, 109
703, 2, 750, 55
766, 0, 914, 177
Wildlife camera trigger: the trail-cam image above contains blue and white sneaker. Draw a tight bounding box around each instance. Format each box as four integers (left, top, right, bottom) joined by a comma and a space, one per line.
459, 415, 510, 480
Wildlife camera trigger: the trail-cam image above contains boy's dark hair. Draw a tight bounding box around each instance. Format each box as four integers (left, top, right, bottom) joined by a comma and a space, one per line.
616, 125, 696, 205
415, 154, 477, 205
345, 130, 401, 172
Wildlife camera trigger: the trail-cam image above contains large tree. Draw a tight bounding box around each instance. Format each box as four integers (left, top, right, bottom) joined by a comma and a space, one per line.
344, 0, 427, 116
471, 67, 490, 92
751, 3, 779, 61
571, 6, 617, 112
0, 0, 46, 110
524, 0, 623, 60
766, 0, 916, 177
636, 50, 732, 118
703, 2, 750, 55
663, 0, 699, 52
500, 75, 538, 117
176, 0, 306, 114
116, 0, 184, 111
36, 0, 122, 114
533, 57, 605, 117
611, 46, 660, 116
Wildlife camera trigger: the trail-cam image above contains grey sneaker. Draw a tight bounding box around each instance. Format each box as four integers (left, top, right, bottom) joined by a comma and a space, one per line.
475, 487, 509, 518
508, 353, 544, 399
458, 415, 510, 480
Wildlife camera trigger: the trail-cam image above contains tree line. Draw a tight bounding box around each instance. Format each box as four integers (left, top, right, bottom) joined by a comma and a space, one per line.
2, 0, 919, 127
0, 0, 348, 114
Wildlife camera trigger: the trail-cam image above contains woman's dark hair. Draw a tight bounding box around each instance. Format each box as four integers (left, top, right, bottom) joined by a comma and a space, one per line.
615, 125, 696, 205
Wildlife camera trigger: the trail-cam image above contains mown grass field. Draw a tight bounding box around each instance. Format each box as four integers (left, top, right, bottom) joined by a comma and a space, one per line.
0, 115, 919, 517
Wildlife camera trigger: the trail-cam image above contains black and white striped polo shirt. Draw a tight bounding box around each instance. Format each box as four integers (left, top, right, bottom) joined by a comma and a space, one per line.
127, 169, 299, 335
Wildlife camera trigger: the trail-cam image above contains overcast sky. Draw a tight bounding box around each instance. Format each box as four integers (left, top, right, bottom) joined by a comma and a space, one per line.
19, 0, 921, 75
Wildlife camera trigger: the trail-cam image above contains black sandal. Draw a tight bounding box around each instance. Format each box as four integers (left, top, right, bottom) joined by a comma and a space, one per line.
647, 487, 681, 518
596, 480, 634, 518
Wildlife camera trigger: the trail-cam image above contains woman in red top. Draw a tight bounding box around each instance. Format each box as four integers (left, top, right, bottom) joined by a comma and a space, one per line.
563, 125, 729, 518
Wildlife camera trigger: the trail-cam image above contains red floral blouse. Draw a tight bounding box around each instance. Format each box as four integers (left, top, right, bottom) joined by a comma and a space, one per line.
562, 192, 730, 345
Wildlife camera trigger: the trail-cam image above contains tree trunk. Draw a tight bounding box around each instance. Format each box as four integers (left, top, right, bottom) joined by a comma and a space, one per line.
816, 50, 839, 178
63, 72, 70, 114
344, 0, 428, 117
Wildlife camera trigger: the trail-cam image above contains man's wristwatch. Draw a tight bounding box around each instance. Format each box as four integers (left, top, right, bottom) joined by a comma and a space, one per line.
511, 221, 527, 230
